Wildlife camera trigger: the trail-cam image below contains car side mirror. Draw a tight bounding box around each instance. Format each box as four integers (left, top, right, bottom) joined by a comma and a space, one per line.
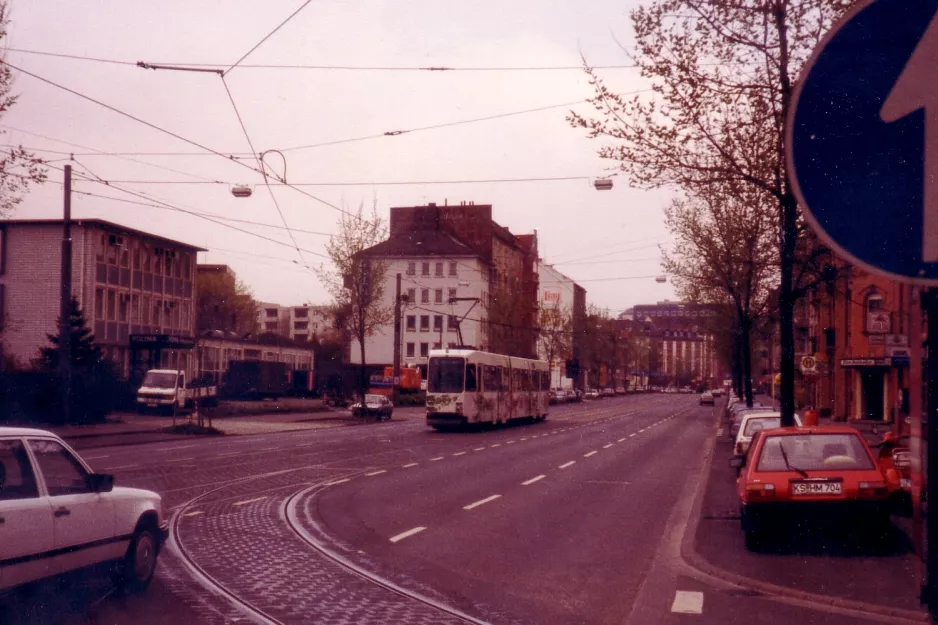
89, 473, 114, 493
729, 456, 745, 470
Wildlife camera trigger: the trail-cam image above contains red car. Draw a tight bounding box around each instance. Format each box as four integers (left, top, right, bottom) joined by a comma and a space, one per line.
732, 425, 894, 551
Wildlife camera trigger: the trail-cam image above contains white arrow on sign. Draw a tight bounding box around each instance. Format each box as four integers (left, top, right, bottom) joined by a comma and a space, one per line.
881, 12, 938, 262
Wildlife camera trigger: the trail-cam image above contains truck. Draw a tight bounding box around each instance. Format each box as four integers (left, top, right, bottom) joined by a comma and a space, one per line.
136, 369, 218, 414
223, 360, 290, 400
368, 366, 423, 397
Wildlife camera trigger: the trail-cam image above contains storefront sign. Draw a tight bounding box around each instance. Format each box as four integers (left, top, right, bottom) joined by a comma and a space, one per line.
869, 335, 886, 345
129, 334, 195, 349
886, 334, 909, 347
840, 357, 891, 367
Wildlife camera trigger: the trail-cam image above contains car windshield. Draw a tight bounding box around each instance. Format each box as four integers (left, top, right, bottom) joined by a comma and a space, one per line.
364, 395, 383, 404
141, 372, 177, 389
756, 433, 875, 472
427, 357, 465, 393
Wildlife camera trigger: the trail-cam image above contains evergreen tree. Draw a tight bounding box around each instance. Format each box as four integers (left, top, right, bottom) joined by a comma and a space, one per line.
38, 298, 102, 371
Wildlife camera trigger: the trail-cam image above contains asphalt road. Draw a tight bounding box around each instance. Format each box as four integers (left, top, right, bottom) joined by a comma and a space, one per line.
3, 394, 917, 624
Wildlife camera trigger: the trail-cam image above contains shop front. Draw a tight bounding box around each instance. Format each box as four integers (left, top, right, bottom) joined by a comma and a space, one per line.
129, 333, 196, 383
840, 357, 894, 421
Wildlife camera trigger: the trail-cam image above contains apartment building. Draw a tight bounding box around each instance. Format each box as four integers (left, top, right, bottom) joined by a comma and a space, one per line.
257, 302, 337, 343
0, 219, 204, 377
631, 301, 723, 384
537, 262, 586, 389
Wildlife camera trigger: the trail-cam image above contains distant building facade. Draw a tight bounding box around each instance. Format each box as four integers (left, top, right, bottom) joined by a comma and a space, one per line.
257, 302, 338, 343
630, 301, 723, 383
537, 262, 586, 389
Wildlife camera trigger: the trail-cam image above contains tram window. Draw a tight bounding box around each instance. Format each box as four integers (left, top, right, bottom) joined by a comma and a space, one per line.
466, 364, 478, 392
541, 371, 549, 390
483, 365, 499, 391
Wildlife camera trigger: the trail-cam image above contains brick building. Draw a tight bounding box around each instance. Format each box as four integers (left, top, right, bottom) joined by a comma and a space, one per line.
0, 219, 204, 377
354, 202, 539, 371
630, 301, 723, 385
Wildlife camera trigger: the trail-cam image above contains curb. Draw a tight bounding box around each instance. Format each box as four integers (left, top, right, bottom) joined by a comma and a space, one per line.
679, 408, 930, 624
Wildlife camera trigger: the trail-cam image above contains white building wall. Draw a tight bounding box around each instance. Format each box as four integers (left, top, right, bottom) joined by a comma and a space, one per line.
537, 263, 576, 388
351, 257, 487, 367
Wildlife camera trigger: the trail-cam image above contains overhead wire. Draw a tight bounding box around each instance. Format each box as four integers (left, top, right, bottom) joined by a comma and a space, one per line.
220, 74, 306, 265
50, 174, 595, 187
223, 0, 315, 75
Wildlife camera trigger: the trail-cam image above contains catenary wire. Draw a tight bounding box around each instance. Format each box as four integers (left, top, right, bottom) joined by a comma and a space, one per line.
224, 0, 316, 75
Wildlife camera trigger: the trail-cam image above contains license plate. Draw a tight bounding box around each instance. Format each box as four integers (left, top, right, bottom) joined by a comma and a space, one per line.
900, 478, 912, 490
791, 481, 842, 495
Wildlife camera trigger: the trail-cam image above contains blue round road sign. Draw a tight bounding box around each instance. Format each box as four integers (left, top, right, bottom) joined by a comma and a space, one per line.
787, 0, 938, 283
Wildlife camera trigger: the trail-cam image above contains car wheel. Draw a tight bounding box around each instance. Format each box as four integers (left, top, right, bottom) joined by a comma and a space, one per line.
119, 527, 159, 593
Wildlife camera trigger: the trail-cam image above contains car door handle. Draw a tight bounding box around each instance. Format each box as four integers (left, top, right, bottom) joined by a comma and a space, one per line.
54, 507, 71, 517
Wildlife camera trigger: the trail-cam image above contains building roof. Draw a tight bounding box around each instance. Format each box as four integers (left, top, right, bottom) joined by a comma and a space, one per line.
358, 230, 481, 259
1, 218, 207, 252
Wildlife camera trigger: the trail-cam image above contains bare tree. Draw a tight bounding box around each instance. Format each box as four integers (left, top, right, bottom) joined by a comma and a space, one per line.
568, 0, 851, 424
537, 302, 573, 384
317, 203, 392, 398
662, 186, 778, 406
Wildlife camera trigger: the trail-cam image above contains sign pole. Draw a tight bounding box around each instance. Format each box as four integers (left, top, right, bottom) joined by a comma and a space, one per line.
926, 290, 938, 617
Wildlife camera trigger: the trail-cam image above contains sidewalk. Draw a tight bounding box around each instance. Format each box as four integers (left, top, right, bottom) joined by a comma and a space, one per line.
686, 404, 925, 619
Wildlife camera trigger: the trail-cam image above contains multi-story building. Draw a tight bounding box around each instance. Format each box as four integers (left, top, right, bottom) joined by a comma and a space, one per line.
630, 301, 723, 384
537, 262, 586, 389
0, 219, 204, 378
354, 202, 539, 373
801, 264, 915, 423
257, 302, 337, 343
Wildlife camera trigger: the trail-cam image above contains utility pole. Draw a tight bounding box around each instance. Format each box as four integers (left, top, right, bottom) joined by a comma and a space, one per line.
392, 273, 402, 406
60, 165, 73, 423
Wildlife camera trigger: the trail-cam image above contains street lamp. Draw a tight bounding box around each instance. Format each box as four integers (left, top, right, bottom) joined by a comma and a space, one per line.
231, 184, 253, 198
593, 178, 613, 191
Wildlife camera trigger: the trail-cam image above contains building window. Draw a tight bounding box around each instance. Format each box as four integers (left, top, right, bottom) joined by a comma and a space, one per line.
406, 315, 416, 331
94, 288, 105, 320
435, 289, 443, 304
406, 288, 416, 304
106, 289, 116, 321
433, 342, 442, 350
142, 247, 151, 273
449, 262, 457, 276
406, 343, 415, 357
448, 315, 458, 331
141, 295, 150, 324
266, 308, 278, 318
152, 298, 161, 326
420, 343, 429, 357
421, 262, 430, 276
294, 308, 308, 318
294, 321, 309, 330
420, 315, 430, 331
421, 289, 430, 304
118, 293, 129, 322
866, 294, 889, 333
435, 262, 444, 277
407, 262, 416, 276
433, 315, 443, 331
448, 288, 457, 302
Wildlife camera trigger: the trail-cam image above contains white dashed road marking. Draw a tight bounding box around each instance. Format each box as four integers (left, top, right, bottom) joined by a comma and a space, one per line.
474, 447, 485, 451
403, 462, 418, 468
389, 526, 426, 543
464, 495, 501, 510
618, 438, 626, 442
584, 451, 597, 457
559, 461, 576, 469
603, 444, 613, 449
671, 590, 704, 614
491, 444, 502, 448
453, 451, 467, 456
522, 475, 546, 485
430, 456, 444, 462
108, 464, 139, 470
327, 478, 351, 486
232, 496, 267, 507
507, 441, 516, 444
629, 433, 637, 438
366, 470, 387, 476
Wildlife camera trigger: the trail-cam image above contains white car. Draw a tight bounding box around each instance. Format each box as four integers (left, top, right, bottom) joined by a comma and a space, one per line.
0, 427, 168, 593
733, 412, 803, 457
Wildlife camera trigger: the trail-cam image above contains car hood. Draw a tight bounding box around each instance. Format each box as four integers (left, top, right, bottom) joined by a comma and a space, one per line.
111, 485, 162, 506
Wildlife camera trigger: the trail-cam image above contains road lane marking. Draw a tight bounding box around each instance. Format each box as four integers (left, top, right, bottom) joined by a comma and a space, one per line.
430, 456, 444, 461
559, 461, 576, 469
453, 451, 467, 456
671, 590, 704, 614
507, 440, 516, 444
327, 478, 351, 485
83, 454, 109, 460
474, 447, 486, 451
491, 444, 502, 448
366, 470, 387, 476
522, 475, 546, 485
261, 446, 276, 451
463, 495, 501, 510
182, 510, 204, 517
403, 462, 419, 468
521, 437, 528, 441
108, 464, 139, 470
603, 444, 613, 449
618, 438, 626, 442
389, 526, 426, 543
161, 444, 197, 452
629, 433, 637, 438
232, 496, 266, 507
584, 451, 597, 457
217, 452, 240, 457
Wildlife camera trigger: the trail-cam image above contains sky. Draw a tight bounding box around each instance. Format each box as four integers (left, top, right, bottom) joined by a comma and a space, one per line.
2, 0, 678, 314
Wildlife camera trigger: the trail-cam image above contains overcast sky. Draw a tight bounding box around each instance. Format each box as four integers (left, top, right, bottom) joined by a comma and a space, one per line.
3, 0, 677, 314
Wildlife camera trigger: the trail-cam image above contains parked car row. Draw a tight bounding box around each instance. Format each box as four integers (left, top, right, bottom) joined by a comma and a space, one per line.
722, 393, 908, 551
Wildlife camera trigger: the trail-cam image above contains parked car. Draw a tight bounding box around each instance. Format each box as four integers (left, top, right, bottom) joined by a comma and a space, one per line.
729, 405, 774, 439
549, 389, 568, 404
351, 394, 393, 420
614, 386, 627, 395
601, 388, 616, 397
0, 427, 168, 593
732, 426, 893, 551
733, 412, 802, 457
584, 388, 600, 400
699, 391, 715, 405
712, 388, 724, 397
875, 432, 912, 515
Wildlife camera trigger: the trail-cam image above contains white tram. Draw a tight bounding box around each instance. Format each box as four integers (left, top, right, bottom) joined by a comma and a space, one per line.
425, 348, 550, 429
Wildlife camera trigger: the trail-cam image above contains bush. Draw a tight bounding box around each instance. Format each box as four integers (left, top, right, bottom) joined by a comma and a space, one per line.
0, 365, 121, 426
